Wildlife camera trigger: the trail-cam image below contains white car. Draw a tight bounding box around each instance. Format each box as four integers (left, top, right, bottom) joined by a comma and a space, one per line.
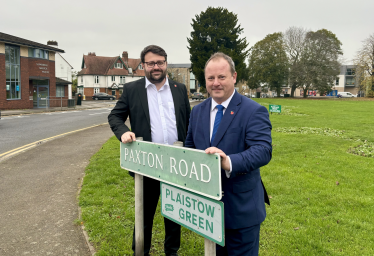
337, 92, 356, 98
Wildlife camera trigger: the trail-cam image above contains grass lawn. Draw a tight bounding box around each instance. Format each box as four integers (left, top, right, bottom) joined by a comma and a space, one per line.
79, 98, 374, 255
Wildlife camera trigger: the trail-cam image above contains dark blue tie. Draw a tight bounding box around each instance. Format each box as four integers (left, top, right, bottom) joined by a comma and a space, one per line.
211, 105, 224, 144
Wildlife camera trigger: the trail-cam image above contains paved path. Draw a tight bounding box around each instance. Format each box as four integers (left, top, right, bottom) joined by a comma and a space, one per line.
0, 124, 114, 255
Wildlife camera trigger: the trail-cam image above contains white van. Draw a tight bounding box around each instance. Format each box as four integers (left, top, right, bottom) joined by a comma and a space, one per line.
337, 92, 356, 98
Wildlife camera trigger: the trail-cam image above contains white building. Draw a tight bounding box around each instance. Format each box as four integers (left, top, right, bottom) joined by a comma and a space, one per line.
77, 51, 144, 99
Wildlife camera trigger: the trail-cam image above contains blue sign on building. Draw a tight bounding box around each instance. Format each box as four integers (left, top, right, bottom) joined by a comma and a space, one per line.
16, 85, 20, 92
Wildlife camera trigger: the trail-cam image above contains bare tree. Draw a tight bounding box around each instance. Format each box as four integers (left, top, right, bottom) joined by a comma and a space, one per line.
283, 27, 308, 97
354, 33, 374, 97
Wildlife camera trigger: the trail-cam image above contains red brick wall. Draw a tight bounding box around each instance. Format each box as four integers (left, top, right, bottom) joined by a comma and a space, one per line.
0, 56, 57, 110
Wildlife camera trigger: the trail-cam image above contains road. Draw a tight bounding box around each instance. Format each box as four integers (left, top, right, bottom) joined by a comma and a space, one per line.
0, 108, 113, 156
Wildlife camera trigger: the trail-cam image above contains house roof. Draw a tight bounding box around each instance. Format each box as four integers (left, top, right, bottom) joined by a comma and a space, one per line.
78, 53, 145, 77
0, 32, 65, 53
56, 77, 72, 84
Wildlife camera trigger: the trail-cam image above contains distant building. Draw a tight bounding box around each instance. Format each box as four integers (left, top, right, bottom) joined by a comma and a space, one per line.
0, 32, 71, 110
334, 65, 358, 95
77, 51, 144, 99
167, 63, 197, 94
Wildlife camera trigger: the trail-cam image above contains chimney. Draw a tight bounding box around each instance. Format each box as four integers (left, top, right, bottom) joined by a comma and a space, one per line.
122, 51, 128, 64
47, 40, 58, 47
88, 52, 96, 56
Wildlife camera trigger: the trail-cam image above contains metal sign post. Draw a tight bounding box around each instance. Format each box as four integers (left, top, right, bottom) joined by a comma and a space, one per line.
134, 137, 144, 256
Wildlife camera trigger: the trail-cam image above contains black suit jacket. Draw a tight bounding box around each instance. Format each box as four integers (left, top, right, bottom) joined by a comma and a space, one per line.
108, 77, 191, 145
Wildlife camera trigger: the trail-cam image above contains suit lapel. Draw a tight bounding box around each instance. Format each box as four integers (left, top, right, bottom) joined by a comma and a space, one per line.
201, 98, 212, 149
137, 79, 150, 127
168, 79, 180, 127
211, 91, 241, 147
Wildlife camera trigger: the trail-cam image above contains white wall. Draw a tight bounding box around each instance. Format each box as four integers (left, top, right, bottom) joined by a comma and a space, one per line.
55, 53, 73, 98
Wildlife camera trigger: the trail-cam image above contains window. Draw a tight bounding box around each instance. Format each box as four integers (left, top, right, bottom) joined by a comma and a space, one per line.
138, 64, 143, 70
28, 48, 49, 59
81, 76, 83, 83
77, 87, 84, 94
336, 78, 339, 85
5, 45, 21, 99
94, 76, 99, 84
346, 68, 355, 75
346, 77, 355, 85
115, 63, 123, 68
111, 76, 115, 81
56, 85, 65, 97
94, 88, 100, 93
120, 76, 126, 84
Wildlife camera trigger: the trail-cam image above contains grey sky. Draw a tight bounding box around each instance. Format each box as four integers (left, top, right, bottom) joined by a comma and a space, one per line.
2, 0, 373, 72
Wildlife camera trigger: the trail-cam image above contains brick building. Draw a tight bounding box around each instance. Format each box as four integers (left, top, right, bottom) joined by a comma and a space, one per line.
0, 32, 71, 110
167, 64, 198, 95
77, 51, 145, 100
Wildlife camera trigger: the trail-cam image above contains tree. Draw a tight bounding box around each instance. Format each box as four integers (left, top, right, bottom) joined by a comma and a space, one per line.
72, 71, 78, 96
299, 29, 342, 97
187, 7, 249, 88
354, 33, 374, 97
283, 27, 308, 97
247, 32, 289, 96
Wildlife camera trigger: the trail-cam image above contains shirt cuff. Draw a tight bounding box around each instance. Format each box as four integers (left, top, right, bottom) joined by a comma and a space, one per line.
224, 156, 232, 178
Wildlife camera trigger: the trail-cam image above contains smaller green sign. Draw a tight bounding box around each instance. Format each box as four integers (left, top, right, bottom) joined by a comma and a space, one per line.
161, 183, 225, 246
269, 104, 281, 113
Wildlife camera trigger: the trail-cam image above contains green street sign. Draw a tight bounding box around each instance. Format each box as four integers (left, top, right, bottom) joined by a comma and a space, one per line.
161, 183, 225, 246
120, 141, 222, 200
269, 104, 281, 113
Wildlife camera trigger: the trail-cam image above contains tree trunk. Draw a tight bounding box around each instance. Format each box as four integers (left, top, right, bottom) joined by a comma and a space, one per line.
303, 88, 308, 98
291, 83, 297, 97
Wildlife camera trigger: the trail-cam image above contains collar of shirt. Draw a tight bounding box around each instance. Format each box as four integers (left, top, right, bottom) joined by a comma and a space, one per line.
145, 77, 169, 91
211, 89, 236, 112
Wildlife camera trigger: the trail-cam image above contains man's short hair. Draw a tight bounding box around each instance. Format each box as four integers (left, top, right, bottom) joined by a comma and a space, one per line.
140, 45, 167, 63
204, 52, 236, 75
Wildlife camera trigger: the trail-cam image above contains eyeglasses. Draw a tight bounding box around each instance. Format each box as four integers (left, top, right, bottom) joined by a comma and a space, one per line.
144, 60, 166, 68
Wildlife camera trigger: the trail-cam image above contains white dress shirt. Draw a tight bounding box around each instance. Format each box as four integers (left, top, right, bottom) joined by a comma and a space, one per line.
210, 90, 236, 177
145, 77, 178, 145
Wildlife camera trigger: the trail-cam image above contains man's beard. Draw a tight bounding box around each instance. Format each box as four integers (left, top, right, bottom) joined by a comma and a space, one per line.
145, 68, 167, 84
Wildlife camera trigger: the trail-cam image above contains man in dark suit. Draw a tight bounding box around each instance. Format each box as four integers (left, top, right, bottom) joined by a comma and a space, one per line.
185, 52, 272, 256
108, 45, 191, 256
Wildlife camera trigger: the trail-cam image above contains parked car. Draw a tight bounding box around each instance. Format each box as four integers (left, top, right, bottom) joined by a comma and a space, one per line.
92, 93, 116, 100
337, 92, 355, 98
192, 92, 205, 100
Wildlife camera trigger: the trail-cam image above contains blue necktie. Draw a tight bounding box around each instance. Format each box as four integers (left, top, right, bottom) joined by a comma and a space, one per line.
211, 105, 224, 144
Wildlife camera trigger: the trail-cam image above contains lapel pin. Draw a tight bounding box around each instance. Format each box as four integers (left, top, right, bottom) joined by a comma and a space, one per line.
174, 84, 177, 87
231, 111, 234, 115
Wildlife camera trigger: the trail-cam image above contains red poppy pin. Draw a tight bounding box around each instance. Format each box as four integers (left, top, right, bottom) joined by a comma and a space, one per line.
231, 111, 234, 115
174, 84, 177, 87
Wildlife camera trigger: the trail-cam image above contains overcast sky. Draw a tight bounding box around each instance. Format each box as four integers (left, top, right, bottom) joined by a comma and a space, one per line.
2, 0, 373, 72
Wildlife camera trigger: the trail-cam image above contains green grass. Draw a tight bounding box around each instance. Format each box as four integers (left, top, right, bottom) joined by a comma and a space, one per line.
79, 98, 374, 255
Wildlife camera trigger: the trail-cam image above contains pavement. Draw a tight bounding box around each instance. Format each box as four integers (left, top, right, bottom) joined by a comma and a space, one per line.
0, 99, 203, 255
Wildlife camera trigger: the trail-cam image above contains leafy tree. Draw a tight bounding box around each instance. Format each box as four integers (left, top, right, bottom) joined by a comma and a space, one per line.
247, 32, 289, 96
187, 7, 249, 88
299, 29, 342, 97
72, 71, 78, 96
354, 33, 374, 97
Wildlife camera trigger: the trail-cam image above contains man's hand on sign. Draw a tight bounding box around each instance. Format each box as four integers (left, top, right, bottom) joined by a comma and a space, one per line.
121, 131, 136, 144
205, 147, 230, 171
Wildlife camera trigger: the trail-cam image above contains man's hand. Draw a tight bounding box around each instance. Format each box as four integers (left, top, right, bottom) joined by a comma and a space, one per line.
205, 147, 230, 171
121, 132, 136, 144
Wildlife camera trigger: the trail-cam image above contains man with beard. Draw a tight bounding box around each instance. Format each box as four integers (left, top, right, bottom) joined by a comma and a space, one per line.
108, 45, 191, 256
